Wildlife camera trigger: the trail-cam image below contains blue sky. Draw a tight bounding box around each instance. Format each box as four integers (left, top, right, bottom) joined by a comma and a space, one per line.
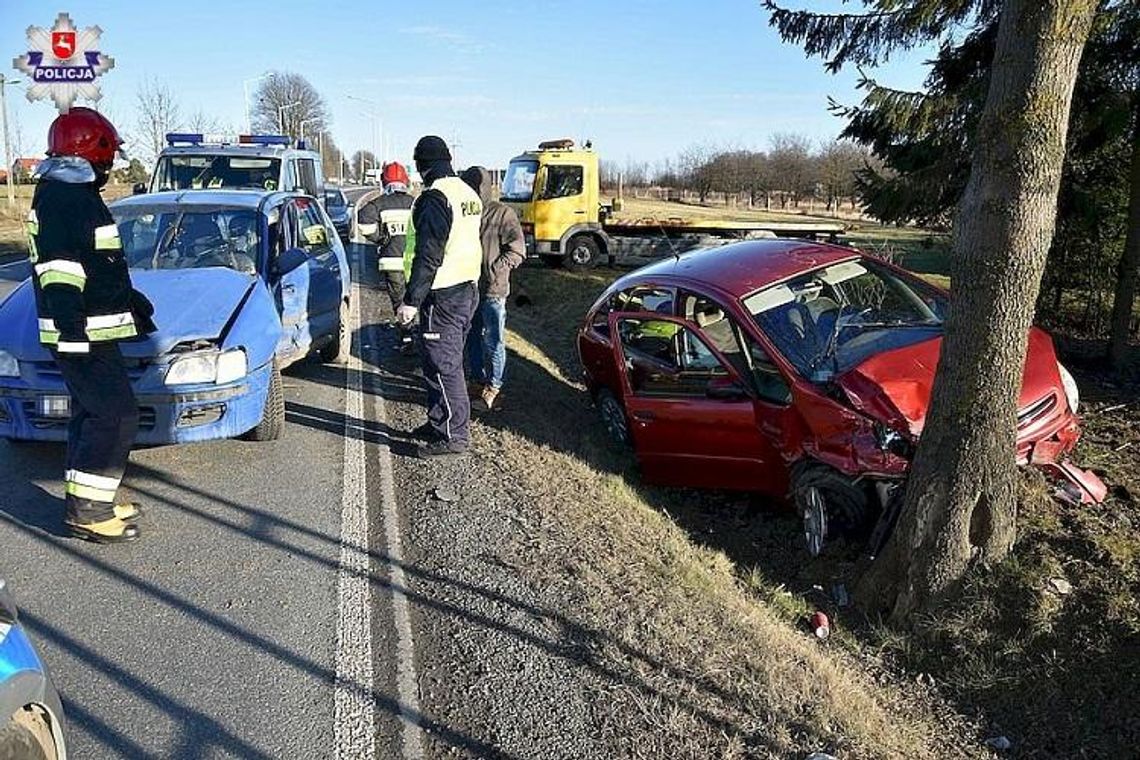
4, 1, 932, 170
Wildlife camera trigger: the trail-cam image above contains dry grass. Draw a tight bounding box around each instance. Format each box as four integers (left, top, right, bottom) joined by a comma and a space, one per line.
480, 265, 986, 758
0, 183, 133, 261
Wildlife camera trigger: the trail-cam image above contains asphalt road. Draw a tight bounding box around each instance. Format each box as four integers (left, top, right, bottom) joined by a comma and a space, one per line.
0, 248, 601, 758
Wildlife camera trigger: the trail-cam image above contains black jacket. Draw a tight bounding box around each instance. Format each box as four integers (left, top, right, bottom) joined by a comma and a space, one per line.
30, 178, 152, 352
358, 190, 414, 263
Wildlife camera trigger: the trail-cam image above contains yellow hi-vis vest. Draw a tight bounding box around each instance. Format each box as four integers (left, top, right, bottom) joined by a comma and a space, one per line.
402, 176, 483, 288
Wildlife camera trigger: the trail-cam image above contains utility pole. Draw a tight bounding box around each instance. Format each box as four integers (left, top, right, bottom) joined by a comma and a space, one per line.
278, 101, 301, 135
242, 72, 272, 134
0, 75, 20, 208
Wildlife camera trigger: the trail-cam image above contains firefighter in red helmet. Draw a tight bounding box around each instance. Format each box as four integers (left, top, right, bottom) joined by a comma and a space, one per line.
357, 162, 415, 346
27, 107, 156, 543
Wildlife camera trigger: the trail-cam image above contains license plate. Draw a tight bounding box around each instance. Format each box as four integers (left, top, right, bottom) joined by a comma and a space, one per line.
37, 396, 70, 418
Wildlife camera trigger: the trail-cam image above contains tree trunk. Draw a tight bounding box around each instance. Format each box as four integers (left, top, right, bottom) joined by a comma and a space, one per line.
1108, 102, 1140, 368
859, 0, 1098, 622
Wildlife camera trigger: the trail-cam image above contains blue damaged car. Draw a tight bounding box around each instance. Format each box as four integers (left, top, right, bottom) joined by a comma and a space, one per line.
0, 189, 351, 444
0, 578, 68, 759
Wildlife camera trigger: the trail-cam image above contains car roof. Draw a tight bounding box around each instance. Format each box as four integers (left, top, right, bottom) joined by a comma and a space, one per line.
158, 145, 319, 160
619, 238, 862, 299
110, 189, 298, 211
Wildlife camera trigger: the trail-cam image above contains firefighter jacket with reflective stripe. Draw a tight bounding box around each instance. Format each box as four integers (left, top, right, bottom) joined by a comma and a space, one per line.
402, 175, 482, 305
28, 178, 137, 354
358, 191, 413, 272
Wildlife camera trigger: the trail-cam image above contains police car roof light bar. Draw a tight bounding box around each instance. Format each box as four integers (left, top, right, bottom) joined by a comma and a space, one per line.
166, 132, 206, 145
238, 134, 291, 146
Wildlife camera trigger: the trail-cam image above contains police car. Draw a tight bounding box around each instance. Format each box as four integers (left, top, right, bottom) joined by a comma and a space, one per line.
143, 133, 326, 202
0, 579, 68, 760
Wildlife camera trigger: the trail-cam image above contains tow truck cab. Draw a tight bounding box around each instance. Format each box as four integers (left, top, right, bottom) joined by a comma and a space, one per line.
501, 139, 603, 262
145, 133, 326, 205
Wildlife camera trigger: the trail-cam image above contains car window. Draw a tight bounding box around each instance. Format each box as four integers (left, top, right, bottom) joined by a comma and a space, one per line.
618, 317, 729, 397
114, 206, 260, 275
296, 158, 319, 196
541, 165, 583, 199
747, 340, 793, 405
151, 155, 282, 192
293, 199, 329, 254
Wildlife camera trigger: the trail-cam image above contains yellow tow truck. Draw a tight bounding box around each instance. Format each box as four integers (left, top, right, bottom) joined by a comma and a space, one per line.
500, 139, 846, 269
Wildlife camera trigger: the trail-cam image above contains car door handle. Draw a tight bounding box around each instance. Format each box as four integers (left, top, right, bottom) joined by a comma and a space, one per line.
574, 210, 586, 215
632, 410, 656, 421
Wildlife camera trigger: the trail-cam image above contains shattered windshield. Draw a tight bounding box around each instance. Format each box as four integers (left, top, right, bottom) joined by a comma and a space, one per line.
152, 154, 282, 192
113, 205, 261, 275
743, 258, 948, 382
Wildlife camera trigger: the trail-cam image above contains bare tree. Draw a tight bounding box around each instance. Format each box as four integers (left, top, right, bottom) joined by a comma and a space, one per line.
349, 150, 377, 181
135, 78, 182, 166
251, 72, 329, 140
185, 109, 225, 135
817, 140, 868, 211
768, 133, 814, 208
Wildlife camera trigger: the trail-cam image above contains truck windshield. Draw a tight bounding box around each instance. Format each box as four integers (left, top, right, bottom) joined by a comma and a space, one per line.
152, 154, 282, 192
501, 159, 538, 201
113, 205, 261, 275
742, 258, 948, 382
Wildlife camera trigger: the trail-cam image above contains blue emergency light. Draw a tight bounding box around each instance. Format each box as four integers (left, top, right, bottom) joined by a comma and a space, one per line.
165, 132, 293, 147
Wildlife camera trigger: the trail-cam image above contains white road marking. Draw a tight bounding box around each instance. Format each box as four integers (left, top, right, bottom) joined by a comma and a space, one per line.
334, 279, 377, 759
335, 263, 424, 760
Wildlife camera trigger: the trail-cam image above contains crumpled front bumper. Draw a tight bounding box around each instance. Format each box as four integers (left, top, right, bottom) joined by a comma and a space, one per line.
0, 362, 272, 445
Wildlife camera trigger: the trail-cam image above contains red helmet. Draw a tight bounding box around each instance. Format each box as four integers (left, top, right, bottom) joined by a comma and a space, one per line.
47, 107, 123, 167
381, 161, 409, 187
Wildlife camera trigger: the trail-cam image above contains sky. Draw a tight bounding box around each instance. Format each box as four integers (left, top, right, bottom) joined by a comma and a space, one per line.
2, 1, 934, 171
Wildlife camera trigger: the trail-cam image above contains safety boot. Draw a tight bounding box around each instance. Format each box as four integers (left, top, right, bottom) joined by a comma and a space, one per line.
480, 386, 500, 411
416, 439, 469, 459
66, 516, 141, 544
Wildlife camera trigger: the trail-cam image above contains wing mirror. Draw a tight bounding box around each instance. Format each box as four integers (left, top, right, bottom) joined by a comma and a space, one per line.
132, 182, 147, 195
706, 376, 749, 401
274, 247, 308, 277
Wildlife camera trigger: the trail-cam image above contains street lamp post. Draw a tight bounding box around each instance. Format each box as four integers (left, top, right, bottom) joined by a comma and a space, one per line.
242, 72, 273, 134
0, 75, 22, 207
346, 94, 383, 162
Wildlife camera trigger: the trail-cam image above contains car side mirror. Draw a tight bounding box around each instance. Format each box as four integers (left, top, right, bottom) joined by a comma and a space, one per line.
132, 182, 147, 195
706, 376, 749, 401
274, 247, 308, 277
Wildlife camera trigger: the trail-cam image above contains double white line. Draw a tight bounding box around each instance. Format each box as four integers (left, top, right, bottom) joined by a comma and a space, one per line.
335, 274, 424, 759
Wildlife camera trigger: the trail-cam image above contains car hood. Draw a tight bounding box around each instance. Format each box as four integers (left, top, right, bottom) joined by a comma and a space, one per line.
836, 327, 1062, 437
0, 268, 258, 361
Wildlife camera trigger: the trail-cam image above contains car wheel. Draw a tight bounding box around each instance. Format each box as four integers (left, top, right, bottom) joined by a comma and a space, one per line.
320, 300, 351, 365
792, 464, 871, 557
564, 235, 601, 271
242, 361, 284, 442
596, 388, 631, 447
0, 707, 57, 760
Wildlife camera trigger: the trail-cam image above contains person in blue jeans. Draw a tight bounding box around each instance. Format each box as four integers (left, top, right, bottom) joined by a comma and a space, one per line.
460, 166, 526, 410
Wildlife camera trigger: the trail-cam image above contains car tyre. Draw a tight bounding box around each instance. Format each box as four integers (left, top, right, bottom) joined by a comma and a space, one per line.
564, 235, 601, 271
0, 708, 56, 760
596, 388, 631, 448
792, 464, 870, 557
242, 361, 284, 442
320, 299, 351, 365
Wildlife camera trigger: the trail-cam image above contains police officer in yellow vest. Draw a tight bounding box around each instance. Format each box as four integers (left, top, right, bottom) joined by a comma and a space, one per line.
396, 136, 483, 457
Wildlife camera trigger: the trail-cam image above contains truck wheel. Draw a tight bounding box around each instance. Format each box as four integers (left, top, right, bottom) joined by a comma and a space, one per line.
564, 235, 601, 271
319, 300, 352, 364
596, 388, 631, 448
792, 463, 870, 557
242, 362, 285, 442
540, 254, 564, 269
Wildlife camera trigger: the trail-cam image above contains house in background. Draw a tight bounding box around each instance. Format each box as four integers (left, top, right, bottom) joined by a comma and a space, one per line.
9, 158, 41, 183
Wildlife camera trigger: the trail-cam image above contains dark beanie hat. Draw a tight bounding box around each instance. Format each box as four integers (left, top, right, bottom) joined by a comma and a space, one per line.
413, 135, 451, 163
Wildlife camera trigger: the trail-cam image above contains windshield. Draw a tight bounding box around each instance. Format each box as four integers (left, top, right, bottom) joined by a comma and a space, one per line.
113, 206, 261, 275
501, 159, 538, 202
743, 258, 948, 382
324, 189, 346, 208
151, 154, 282, 192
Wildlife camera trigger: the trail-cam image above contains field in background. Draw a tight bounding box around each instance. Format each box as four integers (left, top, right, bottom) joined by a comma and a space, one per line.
0, 183, 133, 262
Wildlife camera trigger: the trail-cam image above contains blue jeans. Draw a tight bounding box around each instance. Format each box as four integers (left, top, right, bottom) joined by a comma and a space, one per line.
465, 296, 507, 390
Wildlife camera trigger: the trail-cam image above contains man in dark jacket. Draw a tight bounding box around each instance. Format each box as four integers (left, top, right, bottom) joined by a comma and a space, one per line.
357, 161, 414, 346
28, 107, 156, 543
396, 136, 483, 457
459, 166, 525, 410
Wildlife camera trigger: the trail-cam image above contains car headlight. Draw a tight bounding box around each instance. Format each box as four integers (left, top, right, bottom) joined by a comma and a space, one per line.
164, 349, 247, 386
1057, 362, 1079, 413
0, 350, 18, 378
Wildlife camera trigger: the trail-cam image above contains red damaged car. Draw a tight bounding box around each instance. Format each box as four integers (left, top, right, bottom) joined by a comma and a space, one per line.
577, 239, 1107, 555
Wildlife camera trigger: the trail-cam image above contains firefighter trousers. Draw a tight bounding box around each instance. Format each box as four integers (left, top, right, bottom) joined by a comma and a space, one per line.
418, 282, 478, 445
52, 342, 139, 524
383, 270, 413, 343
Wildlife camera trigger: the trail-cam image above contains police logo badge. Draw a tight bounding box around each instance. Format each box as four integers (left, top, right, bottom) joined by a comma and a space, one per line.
13, 13, 116, 113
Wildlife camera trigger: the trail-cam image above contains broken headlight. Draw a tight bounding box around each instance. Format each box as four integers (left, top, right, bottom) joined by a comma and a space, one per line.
1057, 362, 1079, 413
874, 422, 914, 458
